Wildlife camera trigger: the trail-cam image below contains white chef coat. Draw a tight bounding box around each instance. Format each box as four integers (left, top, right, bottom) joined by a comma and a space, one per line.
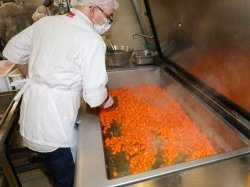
3, 8, 108, 149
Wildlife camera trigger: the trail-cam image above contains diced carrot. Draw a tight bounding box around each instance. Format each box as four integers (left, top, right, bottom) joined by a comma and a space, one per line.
99, 85, 218, 176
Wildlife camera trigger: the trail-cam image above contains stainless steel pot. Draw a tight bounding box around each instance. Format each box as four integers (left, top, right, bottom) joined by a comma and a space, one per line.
106, 45, 133, 67
131, 49, 157, 65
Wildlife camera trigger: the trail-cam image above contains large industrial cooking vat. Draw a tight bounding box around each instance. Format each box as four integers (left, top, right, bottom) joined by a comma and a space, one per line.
74, 0, 250, 185
75, 67, 250, 187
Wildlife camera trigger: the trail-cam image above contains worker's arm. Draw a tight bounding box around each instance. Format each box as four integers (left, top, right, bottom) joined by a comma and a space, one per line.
3, 25, 33, 70
86, 94, 117, 114
100, 95, 119, 109
78, 40, 115, 108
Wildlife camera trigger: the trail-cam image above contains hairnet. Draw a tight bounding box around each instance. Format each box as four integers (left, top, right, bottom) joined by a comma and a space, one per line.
71, 0, 119, 9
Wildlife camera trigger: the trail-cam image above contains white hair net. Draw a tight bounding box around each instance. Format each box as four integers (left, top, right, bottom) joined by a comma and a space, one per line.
71, 0, 119, 9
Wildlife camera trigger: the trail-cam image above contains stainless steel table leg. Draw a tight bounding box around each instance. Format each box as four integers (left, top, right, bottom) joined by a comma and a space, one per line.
0, 147, 21, 187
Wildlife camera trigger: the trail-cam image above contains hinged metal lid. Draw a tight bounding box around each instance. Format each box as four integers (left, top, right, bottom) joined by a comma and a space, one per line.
144, 0, 250, 117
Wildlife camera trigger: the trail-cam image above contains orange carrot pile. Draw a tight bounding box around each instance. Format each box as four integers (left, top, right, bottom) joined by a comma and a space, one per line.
99, 85, 218, 177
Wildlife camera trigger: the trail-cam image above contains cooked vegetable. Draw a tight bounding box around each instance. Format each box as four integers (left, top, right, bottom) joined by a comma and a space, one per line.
99, 85, 218, 177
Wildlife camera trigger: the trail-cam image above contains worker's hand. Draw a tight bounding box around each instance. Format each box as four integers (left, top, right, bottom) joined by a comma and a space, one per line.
101, 95, 118, 109
111, 96, 118, 108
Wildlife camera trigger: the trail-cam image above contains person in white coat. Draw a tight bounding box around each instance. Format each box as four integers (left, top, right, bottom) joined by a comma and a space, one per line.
3, 0, 119, 186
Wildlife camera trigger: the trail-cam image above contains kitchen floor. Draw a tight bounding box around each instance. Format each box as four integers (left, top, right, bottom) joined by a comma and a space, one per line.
19, 169, 52, 187
0, 169, 52, 187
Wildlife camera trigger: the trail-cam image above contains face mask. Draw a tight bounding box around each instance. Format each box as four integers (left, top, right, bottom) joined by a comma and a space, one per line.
93, 18, 111, 34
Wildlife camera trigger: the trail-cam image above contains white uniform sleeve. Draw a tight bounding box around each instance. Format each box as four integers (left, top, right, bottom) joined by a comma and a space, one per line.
3, 25, 33, 65
101, 95, 114, 108
79, 40, 108, 108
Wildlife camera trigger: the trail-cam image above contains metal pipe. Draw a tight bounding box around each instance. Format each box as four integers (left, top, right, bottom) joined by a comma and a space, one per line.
143, 0, 163, 58
132, 33, 154, 40
131, 0, 149, 46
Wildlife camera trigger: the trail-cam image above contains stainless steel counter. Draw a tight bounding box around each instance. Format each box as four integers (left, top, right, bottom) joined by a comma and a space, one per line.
0, 91, 22, 187
106, 61, 157, 72
0, 91, 16, 123
75, 66, 250, 187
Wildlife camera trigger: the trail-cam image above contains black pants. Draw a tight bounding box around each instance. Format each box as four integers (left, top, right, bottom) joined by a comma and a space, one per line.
38, 148, 75, 187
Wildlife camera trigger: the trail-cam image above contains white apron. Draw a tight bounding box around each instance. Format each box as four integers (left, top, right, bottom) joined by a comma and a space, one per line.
16, 79, 81, 148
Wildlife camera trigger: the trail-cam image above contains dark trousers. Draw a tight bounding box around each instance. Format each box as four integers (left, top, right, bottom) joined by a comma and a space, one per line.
38, 148, 75, 187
